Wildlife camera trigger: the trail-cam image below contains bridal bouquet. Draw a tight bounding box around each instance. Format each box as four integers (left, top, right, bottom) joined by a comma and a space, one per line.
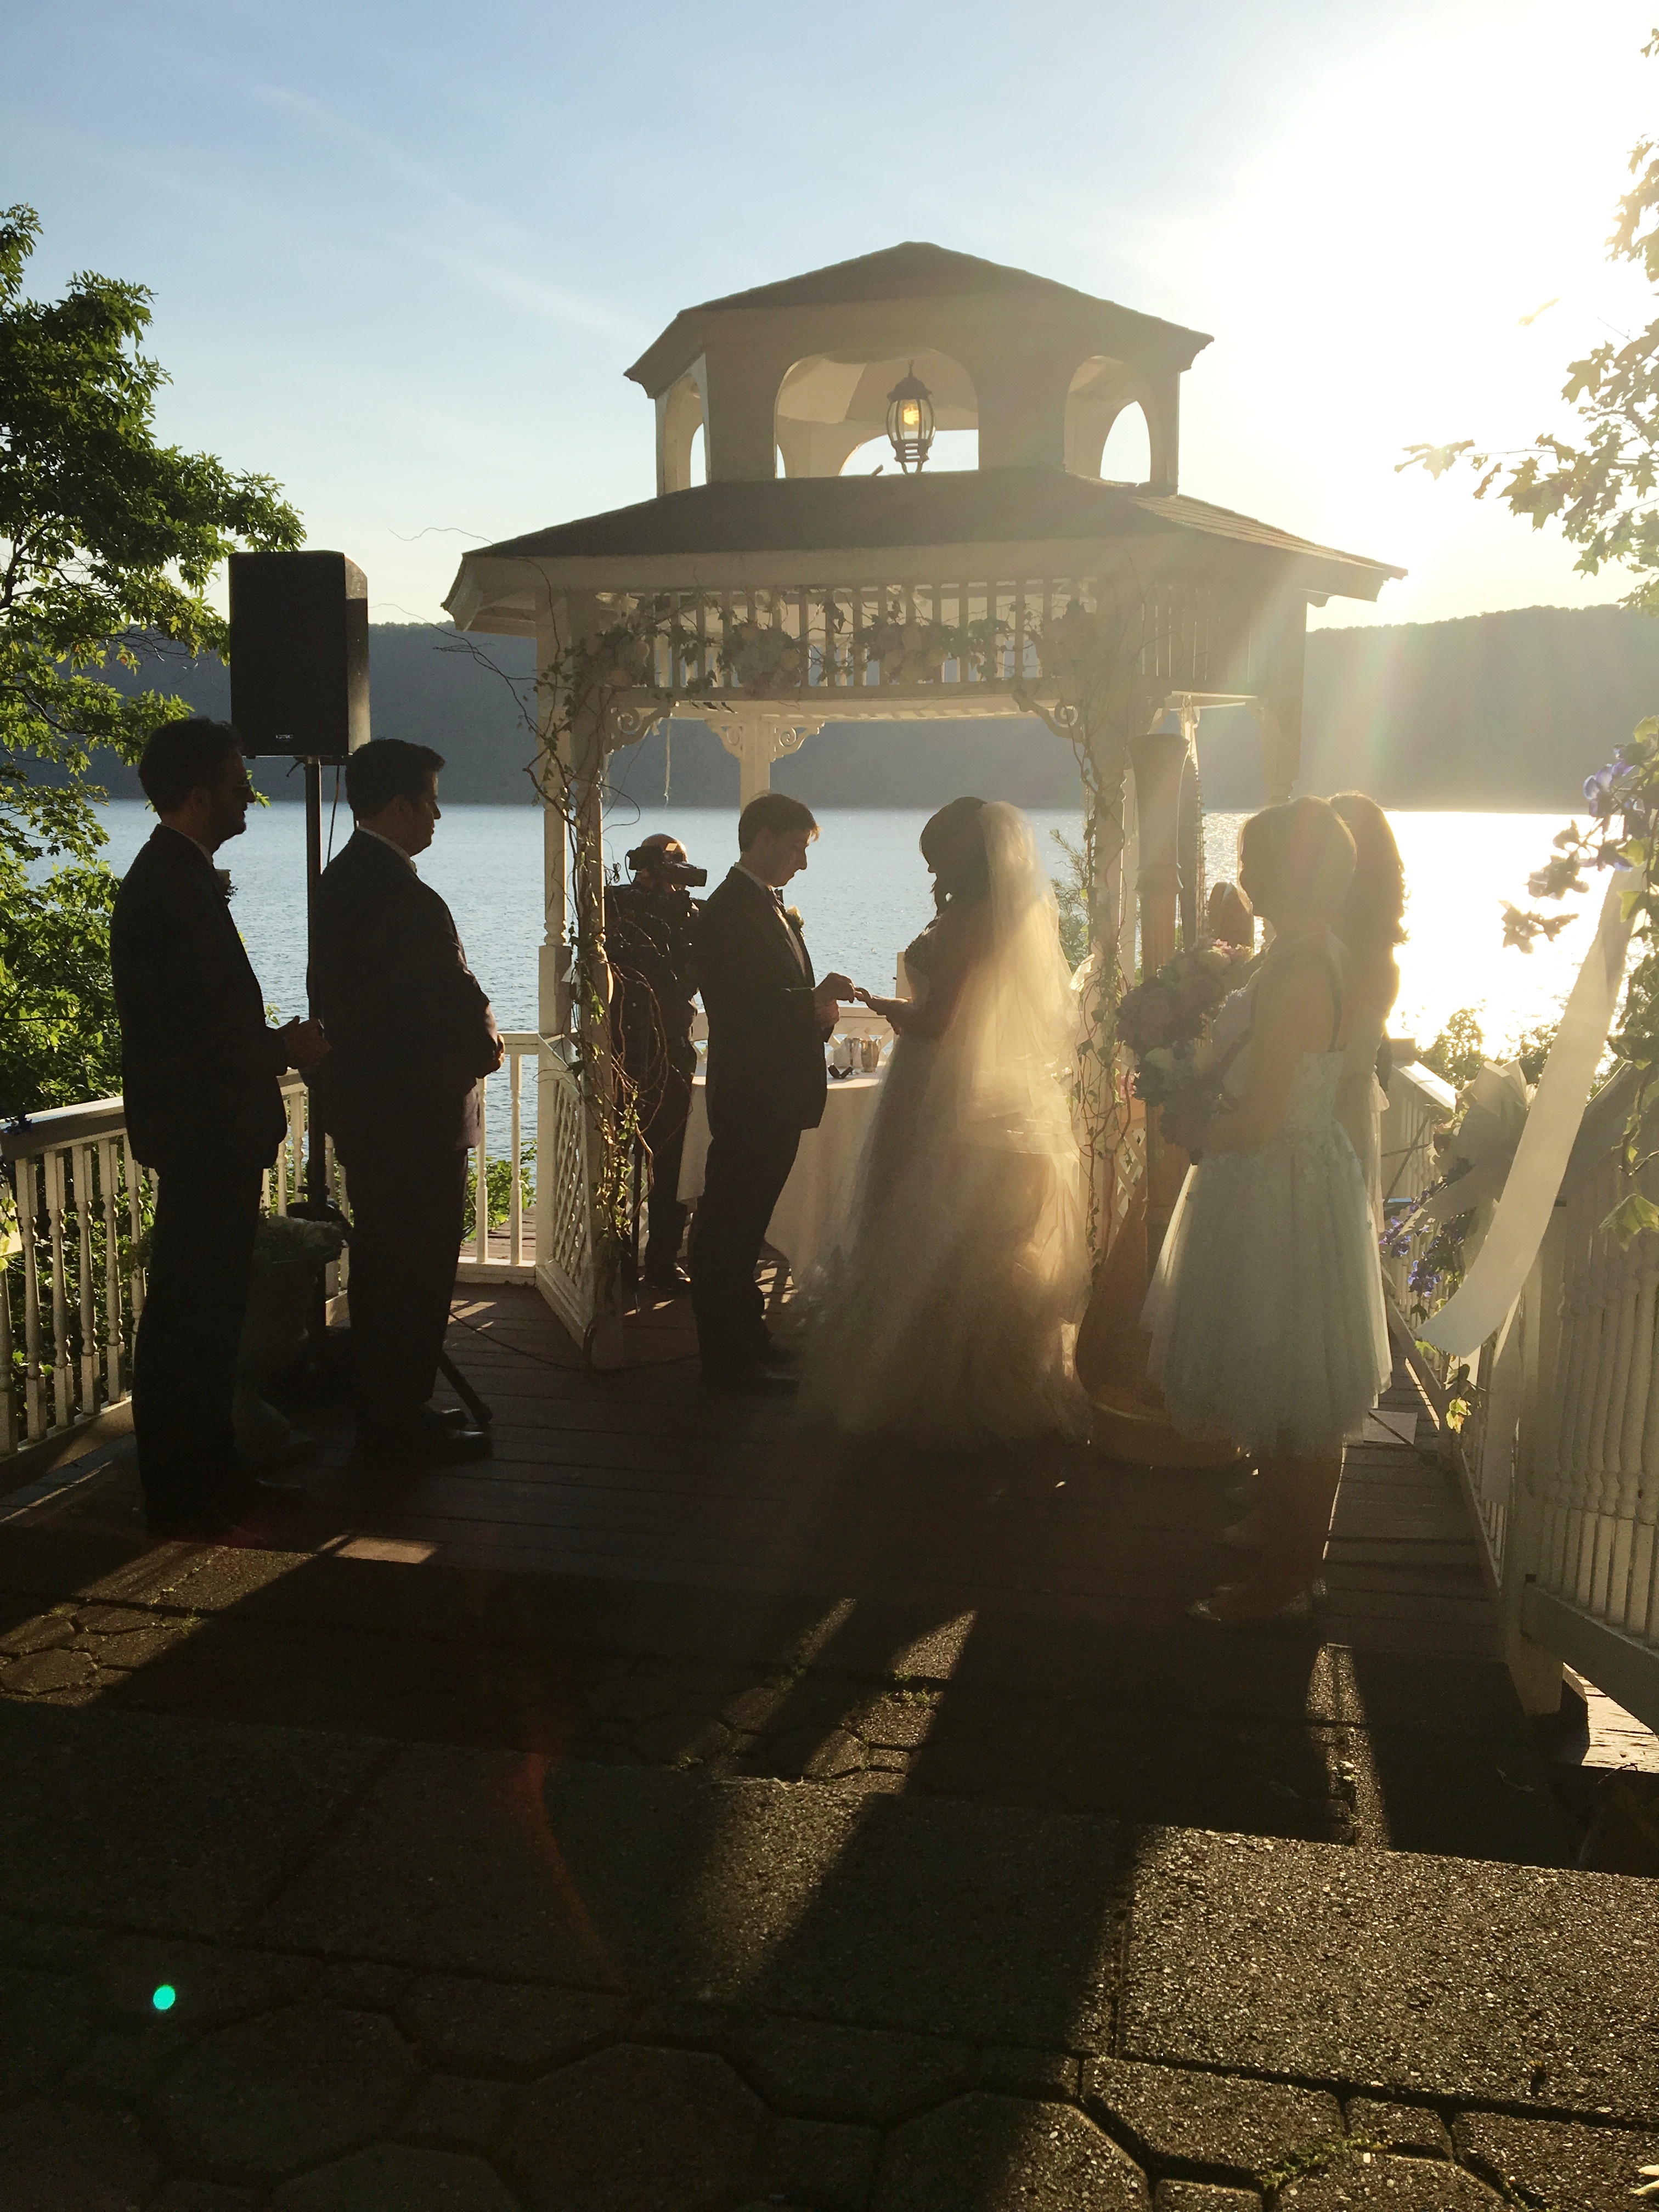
1115, 942, 1257, 1112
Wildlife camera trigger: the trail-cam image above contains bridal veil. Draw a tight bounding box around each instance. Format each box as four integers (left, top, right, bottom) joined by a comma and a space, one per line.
800, 802, 1090, 1443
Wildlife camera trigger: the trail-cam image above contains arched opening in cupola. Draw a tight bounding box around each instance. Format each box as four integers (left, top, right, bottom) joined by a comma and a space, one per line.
1098, 402, 1152, 484
660, 371, 706, 493
774, 349, 978, 478
1065, 356, 1155, 483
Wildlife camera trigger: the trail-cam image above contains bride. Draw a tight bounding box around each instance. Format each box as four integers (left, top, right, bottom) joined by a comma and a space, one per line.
799, 797, 1089, 1444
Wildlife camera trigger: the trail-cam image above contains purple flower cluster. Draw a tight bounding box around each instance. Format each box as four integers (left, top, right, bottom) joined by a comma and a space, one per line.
1582, 729, 1659, 861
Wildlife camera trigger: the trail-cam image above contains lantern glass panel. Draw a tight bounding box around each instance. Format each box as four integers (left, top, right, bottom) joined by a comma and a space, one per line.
885, 365, 935, 472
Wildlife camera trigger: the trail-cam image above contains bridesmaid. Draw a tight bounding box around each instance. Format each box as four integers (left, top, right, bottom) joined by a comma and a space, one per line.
1144, 798, 1391, 1624
1330, 792, 1406, 1234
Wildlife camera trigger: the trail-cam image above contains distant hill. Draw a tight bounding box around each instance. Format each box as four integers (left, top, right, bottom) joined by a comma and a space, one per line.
21, 602, 1659, 813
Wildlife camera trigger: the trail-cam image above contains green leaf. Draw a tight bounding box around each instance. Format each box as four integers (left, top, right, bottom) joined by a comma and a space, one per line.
0, 202, 301, 897
1603, 1191, 1659, 1245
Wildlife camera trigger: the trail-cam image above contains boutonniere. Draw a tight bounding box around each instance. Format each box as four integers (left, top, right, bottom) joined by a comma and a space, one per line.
215, 870, 234, 902
785, 906, 804, 933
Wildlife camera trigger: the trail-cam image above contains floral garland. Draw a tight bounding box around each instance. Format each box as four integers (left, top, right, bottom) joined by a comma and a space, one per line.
714, 590, 1003, 695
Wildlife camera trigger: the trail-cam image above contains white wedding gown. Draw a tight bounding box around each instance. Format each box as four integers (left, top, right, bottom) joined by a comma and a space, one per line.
799, 804, 1090, 1445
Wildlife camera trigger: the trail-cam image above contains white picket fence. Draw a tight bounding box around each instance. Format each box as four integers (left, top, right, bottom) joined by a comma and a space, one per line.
0, 1032, 540, 1462
1380, 1056, 1659, 1729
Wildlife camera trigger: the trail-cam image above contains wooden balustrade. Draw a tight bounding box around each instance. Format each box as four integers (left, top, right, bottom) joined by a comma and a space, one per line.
613, 574, 1252, 705
1, 1032, 543, 1464
3, 1099, 151, 1460
1374, 1054, 1659, 1726
462, 1032, 540, 1283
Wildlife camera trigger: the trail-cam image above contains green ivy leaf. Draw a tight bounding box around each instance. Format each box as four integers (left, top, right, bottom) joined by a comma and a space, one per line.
1604, 1191, 1659, 1245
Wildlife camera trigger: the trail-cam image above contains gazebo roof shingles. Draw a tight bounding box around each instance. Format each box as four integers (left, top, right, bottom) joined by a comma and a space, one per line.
625, 241, 1212, 393
460, 467, 1403, 598
697, 240, 1152, 312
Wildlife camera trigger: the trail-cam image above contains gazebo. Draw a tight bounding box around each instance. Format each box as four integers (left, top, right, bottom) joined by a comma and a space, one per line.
444, 242, 1402, 1353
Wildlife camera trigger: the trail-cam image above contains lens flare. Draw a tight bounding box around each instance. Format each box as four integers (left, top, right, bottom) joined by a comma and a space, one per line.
151, 1984, 176, 2012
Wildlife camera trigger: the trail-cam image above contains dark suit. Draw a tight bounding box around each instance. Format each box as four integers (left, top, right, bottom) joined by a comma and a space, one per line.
689, 866, 825, 1371
309, 831, 498, 1430
110, 826, 287, 1517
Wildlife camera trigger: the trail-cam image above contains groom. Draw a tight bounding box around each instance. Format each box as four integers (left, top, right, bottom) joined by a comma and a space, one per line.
690, 792, 851, 1395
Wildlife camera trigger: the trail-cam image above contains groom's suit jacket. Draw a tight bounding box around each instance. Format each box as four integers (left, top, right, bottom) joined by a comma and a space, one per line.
695, 866, 826, 1135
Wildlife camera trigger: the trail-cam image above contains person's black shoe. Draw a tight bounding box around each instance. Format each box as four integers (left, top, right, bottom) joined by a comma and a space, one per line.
755, 1338, 799, 1369
356, 1418, 492, 1464
701, 1363, 798, 1398
225, 1476, 307, 1517
643, 1263, 692, 1295
144, 1499, 253, 1543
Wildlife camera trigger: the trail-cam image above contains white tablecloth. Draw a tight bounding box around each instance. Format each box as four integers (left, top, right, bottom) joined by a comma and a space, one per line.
678, 1073, 881, 1281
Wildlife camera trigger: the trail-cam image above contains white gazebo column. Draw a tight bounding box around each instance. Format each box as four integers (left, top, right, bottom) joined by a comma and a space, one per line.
1249, 595, 1308, 804
1129, 723, 1191, 1261
1250, 699, 1299, 805
714, 708, 825, 810
534, 616, 572, 1037
1081, 713, 1136, 1251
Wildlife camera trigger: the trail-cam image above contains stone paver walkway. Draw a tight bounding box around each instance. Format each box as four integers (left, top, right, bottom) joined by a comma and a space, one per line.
0, 1291, 1649, 2208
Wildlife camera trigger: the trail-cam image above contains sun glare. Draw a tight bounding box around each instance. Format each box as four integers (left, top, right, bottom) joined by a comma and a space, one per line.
1148, 0, 1657, 625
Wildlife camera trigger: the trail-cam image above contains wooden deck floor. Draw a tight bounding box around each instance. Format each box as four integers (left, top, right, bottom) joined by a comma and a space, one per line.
38, 1282, 1500, 1658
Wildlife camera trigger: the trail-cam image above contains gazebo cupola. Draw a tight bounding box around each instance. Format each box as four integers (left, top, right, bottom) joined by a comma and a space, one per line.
628, 241, 1211, 493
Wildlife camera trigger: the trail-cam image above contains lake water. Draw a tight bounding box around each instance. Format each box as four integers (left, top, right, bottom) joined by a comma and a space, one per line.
87, 801, 1600, 1065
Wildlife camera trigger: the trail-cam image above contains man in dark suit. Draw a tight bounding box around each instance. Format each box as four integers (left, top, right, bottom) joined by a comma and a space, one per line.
309, 738, 501, 1461
690, 792, 851, 1395
111, 717, 328, 1538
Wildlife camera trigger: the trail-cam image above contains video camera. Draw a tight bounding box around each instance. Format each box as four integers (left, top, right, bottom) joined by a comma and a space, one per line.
625, 847, 708, 889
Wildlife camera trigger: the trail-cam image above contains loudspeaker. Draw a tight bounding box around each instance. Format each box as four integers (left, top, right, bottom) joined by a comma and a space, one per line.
229, 550, 370, 760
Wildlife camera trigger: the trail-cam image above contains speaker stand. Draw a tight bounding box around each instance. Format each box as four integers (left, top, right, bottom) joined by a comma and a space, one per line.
291, 757, 346, 1381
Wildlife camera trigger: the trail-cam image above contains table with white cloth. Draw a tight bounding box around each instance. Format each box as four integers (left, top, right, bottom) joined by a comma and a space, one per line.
677, 1072, 881, 1285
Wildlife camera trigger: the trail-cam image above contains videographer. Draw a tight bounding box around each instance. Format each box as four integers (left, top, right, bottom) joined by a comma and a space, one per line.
608, 832, 703, 1293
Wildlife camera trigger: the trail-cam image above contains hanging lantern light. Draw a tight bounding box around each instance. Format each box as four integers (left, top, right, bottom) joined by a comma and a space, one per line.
885, 364, 935, 473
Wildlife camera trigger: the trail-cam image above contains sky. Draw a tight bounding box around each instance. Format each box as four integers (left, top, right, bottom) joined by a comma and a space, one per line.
5, 0, 1656, 635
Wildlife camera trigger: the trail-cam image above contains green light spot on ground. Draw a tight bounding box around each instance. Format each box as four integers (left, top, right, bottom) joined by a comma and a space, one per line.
151, 1984, 176, 2012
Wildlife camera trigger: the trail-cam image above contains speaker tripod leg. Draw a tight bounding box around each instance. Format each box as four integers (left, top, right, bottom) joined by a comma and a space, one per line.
302, 756, 329, 1353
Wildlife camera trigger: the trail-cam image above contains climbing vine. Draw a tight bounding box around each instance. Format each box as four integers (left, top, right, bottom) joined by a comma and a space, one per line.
1015, 571, 1166, 1253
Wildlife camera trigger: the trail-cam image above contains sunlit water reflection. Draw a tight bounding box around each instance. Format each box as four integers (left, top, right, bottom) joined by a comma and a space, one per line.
88, 801, 1594, 1066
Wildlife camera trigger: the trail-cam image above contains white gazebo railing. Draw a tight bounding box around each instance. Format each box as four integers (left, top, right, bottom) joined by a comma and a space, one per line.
1378, 1056, 1659, 1730
1, 1031, 541, 1466
604, 572, 1274, 707
1, 1097, 146, 1458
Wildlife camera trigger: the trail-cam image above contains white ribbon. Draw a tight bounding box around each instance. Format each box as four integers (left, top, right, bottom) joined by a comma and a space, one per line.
1398, 1059, 1532, 1265
1423, 875, 1633, 1356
